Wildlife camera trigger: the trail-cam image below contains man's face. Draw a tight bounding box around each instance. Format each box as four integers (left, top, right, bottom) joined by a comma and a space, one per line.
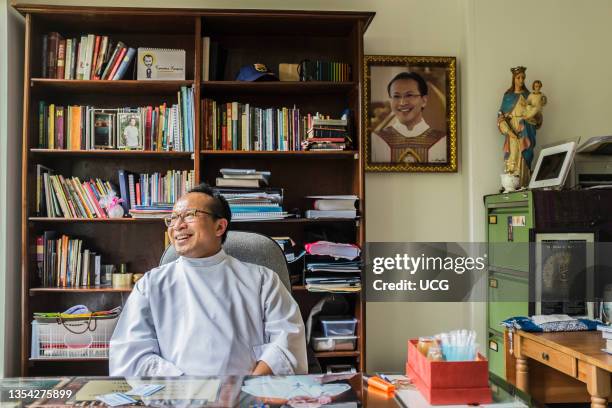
389, 79, 427, 129
168, 193, 227, 258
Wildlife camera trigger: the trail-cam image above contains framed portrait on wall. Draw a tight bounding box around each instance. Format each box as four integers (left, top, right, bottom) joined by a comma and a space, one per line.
363, 55, 457, 172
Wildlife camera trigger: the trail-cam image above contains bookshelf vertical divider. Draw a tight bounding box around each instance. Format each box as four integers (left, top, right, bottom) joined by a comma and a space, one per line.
14, 4, 374, 376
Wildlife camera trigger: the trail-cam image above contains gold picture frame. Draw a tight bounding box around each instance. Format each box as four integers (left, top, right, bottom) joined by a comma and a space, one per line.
363, 55, 457, 172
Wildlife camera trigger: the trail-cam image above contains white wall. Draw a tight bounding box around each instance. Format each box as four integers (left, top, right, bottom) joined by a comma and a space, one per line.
0, 0, 24, 377
6, 0, 612, 374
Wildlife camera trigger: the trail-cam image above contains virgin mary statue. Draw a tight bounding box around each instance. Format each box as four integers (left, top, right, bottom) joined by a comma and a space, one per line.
497, 66, 543, 188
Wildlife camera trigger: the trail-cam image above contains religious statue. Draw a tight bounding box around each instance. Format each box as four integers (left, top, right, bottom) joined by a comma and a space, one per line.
497, 66, 547, 189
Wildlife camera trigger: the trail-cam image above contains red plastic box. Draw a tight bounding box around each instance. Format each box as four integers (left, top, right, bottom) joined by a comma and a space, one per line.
406, 339, 493, 405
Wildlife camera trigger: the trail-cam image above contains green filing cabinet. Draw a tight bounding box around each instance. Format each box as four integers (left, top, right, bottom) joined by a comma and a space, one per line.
485, 191, 533, 380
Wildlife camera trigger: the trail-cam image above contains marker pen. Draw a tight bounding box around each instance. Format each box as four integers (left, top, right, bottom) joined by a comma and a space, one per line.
362, 375, 395, 394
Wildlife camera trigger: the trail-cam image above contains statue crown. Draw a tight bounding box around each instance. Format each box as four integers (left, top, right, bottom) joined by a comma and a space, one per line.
511, 66, 527, 75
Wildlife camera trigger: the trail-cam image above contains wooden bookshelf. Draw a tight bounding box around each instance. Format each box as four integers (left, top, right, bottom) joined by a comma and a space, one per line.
16, 4, 372, 376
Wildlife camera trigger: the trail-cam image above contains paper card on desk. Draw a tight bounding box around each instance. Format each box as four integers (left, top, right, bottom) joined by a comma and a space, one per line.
96, 392, 137, 407
74, 380, 131, 401
130, 379, 221, 401
125, 383, 164, 396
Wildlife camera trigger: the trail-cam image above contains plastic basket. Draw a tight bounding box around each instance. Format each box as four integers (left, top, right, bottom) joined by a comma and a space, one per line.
31, 315, 119, 359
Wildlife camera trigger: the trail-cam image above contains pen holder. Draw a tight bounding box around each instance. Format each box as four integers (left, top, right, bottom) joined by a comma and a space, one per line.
112, 273, 133, 289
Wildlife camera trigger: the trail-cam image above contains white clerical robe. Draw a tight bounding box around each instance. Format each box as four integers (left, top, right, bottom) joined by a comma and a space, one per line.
109, 249, 307, 376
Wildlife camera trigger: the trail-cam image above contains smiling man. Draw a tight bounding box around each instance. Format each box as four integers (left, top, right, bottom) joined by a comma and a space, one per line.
371, 71, 447, 164
109, 184, 307, 376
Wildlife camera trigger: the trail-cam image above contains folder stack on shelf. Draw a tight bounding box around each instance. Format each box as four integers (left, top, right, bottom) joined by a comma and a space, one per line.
303, 241, 362, 293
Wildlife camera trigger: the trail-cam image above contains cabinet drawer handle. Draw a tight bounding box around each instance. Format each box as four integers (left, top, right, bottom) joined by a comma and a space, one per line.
541, 352, 549, 361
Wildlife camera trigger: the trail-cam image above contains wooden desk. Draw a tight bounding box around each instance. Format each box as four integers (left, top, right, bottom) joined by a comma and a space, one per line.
514, 330, 612, 408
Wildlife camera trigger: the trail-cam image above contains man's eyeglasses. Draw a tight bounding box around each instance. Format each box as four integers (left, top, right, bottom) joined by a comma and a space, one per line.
164, 209, 218, 227
392, 93, 422, 102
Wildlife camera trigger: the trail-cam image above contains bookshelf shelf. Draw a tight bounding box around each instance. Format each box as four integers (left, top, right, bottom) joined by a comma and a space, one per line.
30, 358, 109, 362
30, 79, 194, 95
200, 150, 357, 158
291, 285, 361, 293
201, 81, 357, 96
313, 351, 360, 358
28, 217, 165, 223
17, 4, 371, 376
30, 149, 193, 158
30, 287, 132, 294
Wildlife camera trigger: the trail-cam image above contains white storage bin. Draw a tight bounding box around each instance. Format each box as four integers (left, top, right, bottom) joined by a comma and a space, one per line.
311, 335, 357, 351
320, 317, 357, 336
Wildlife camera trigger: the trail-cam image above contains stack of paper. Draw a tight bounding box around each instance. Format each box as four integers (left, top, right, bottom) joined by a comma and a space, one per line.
305, 195, 358, 219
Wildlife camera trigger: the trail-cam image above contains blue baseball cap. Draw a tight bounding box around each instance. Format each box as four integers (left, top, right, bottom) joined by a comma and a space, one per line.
236, 63, 278, 81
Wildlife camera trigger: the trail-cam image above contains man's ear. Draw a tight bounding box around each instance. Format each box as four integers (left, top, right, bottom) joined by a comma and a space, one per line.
215, 218, 228, 238
421, 95, 428, 110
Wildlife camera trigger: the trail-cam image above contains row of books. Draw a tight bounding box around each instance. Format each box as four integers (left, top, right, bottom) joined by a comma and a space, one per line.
36, 165, 118, 219
117, 169, 195, 215
38, 87, 195, 152
300, 60, 352, 82
42, 32, 135, 80
36, 231, 114, 288
202, 99, 334, 151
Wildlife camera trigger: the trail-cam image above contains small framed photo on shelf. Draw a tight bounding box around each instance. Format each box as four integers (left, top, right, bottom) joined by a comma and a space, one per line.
117, 112, 143, 150
529, 229, 597, 318
92, 110, 115, 149
363, 55, 457, 172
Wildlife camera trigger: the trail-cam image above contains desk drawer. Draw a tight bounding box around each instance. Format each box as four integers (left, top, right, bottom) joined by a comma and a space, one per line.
521, 338, 576, 377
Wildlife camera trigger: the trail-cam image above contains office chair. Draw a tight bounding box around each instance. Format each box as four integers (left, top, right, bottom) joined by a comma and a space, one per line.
159, 230, 321, 373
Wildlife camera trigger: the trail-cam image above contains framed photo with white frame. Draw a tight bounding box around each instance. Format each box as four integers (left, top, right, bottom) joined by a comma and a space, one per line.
117, 112, 143, 150
529, 229, 597, 319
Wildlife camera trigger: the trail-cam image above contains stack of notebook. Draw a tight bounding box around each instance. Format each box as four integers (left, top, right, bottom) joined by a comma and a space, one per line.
214, 186, 291, 222
304, 241, 362, 293
305, 195, 358, 219
215, 168, 270, 188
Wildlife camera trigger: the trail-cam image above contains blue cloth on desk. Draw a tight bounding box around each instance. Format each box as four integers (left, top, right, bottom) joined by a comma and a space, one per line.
502, 316, 601, 332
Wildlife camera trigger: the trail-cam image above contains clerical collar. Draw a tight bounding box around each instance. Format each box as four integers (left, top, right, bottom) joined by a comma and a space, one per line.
179, 248, 227, 267
391, 117, 430, 137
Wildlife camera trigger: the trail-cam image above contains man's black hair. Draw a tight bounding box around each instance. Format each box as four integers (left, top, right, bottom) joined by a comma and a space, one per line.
387, 72, 428, 97
187, 183, 231, 243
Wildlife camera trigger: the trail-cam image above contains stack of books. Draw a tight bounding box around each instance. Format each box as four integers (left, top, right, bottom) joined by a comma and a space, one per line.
42, 32, 136, 80
214, 187, 291, 222
305, 195, 358, 219
38, 86, 195, 152
303, 241, 362, 293
36, 231, 113, 288
117, 169, 195, 215
302, 115, 351, 151
215, 168, 270, 188
36, 165, 120, 219
129, 203, 173, 219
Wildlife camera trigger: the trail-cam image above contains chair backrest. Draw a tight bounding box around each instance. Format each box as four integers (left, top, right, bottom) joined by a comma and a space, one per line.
159, 230, 292, 292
